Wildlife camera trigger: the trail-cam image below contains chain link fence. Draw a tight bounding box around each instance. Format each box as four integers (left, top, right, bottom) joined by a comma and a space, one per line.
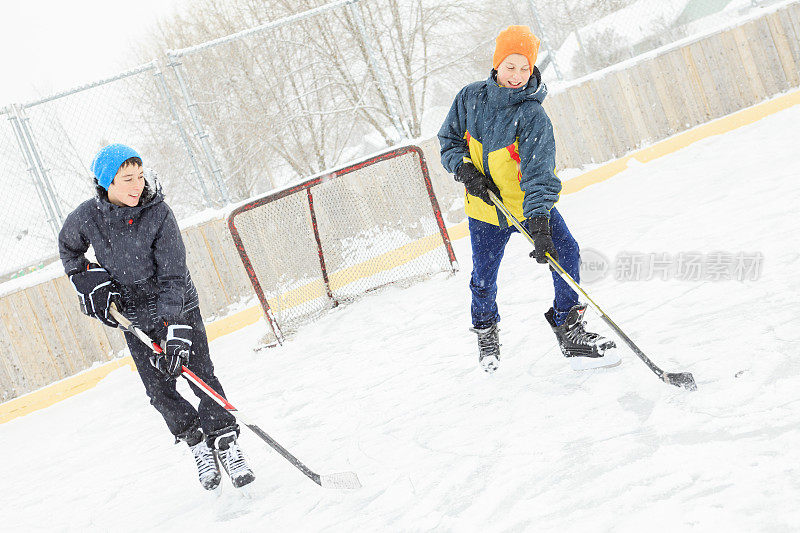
21, 62, 212, 215
0, 106, 62, 280
0, 62, 212, 280
164, 0, 400, 205
525, 0, 783, 81
0, 0, 791, 283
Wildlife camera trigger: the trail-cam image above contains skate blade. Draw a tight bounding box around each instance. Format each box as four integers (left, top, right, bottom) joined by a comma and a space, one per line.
569, 352, 621, 371
214, 449, 256, 490
203, 476, 222, 492
480, 355, 500, 373
232, 472, 256, 489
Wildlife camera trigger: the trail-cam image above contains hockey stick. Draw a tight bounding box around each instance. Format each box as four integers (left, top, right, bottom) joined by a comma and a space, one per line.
488, 192, 697, 391
108, 305, 363, 488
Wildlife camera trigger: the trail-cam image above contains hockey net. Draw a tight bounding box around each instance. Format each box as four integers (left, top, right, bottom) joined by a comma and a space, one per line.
228, 145, 458, 346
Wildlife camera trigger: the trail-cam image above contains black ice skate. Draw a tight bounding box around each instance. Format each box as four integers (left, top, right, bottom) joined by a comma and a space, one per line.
190, 440, 222, 490
470, 323, 500, 373
545, 304, 620, 371
213, 431, 255, 488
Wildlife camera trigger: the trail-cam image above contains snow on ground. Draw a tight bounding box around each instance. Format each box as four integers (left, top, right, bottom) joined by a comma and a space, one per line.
1, 102, 800, 531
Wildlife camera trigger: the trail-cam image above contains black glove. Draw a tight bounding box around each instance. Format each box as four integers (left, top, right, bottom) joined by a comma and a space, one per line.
151, 318, 192, 378
455, 162, 501, 205
527, 216, 559, 265
68, 263, 120, 328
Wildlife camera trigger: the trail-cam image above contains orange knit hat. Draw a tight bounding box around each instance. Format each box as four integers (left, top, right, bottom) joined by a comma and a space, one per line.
492, 25, 540, 70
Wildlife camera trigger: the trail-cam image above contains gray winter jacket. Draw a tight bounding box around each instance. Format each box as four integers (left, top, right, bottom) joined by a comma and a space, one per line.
58, 180, 199, 330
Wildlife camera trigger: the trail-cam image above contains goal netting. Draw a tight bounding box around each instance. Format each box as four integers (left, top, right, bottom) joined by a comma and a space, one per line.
228, 145, 458, 345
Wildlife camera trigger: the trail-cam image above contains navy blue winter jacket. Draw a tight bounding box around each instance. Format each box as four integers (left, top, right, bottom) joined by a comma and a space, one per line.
58, 180, 199, 330
438, 68, 561, 225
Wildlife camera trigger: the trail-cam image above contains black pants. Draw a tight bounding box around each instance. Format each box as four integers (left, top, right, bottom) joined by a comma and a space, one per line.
125, 307, 237, 440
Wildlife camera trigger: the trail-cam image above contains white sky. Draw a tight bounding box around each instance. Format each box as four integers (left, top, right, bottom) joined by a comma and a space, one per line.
0, 0, 183, 105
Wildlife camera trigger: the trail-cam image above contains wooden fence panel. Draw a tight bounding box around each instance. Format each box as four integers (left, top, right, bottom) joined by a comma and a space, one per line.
647, 55, 682, 135
761, 15, 792, 92
570, 83, 608, 163
0, 292, 58, 391
690, 41, 726, 119
578, 80, 613, 161
787, 5, 800, 68
603, 72, 638, 153
663, 48, 703, 129
748, 18, 786, 96
781, 7, 800, 75
557, 90, 596, 165
588, 77, 629, 160
732, 25, 769, 104
23, 286, 75, 379
183, 226, 227, 317
566, 87, 600, 163
52, 275, 105, 369
0, 330, 18, 401
631, 62, 671, 141
614, 69, 652, 148
680, 45, 713, 122
32, 280, 84, 376
202, 219, 251, 305
545, 93, 584, 170
767, 12, 800, 87
196, 224, 237, 319
542, 95, 571, 170
700, 34, 740, 117
721, 31, 755, 112
0, 301, 29, 400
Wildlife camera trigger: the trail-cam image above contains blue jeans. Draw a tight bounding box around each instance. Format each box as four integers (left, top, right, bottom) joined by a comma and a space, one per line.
469, 208, 580, 328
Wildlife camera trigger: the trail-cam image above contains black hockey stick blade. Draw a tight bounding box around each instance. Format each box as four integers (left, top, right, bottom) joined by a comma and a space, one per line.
245, 423, 362, 489
663, 372, 698, 391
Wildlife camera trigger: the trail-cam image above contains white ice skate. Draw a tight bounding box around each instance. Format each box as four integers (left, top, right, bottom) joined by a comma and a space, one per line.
213, 432, 255, 488
190, 440, 222, 490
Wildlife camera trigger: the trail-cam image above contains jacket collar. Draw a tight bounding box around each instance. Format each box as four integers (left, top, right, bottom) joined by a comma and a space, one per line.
485, 66, 547, 109
95, 174, 163, 219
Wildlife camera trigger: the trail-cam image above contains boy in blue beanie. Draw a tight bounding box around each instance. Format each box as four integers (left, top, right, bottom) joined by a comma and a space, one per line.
438, 26, 620, 373
58, 144, 255, 490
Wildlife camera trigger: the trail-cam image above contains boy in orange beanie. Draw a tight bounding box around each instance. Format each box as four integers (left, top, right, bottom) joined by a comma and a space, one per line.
438, 25, 619, 373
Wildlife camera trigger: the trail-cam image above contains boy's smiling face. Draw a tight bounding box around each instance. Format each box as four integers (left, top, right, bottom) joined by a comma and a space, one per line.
107, 163, 145, 207
496, 53, 531, 89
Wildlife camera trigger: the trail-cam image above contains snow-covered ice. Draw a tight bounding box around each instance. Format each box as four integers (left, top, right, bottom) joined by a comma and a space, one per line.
1, 101, 799, 531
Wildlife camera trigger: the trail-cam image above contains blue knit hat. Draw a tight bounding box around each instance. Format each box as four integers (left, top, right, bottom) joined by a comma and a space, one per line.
91, 144, 141, 190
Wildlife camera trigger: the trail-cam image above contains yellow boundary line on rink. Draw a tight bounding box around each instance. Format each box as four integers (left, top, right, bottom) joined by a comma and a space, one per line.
2, 88, 798, 425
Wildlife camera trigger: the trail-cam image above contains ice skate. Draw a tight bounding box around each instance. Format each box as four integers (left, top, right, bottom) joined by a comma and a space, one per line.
470, 323, 500, 373
213, 431, 255, 488
190, 440, 222, 490
546, 305, 620, 371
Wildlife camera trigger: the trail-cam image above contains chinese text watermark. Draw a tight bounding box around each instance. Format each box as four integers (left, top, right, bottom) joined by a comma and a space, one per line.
579, 250, 764, 283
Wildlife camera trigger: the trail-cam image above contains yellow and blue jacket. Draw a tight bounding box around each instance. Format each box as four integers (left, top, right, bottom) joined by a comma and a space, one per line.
438, 68, 560, 226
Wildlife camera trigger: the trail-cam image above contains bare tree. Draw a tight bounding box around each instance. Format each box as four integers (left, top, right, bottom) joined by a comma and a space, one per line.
129, 0, 485, 202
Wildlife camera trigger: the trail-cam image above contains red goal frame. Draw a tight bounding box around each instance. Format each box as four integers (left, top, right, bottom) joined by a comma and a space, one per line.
227, 145, 457, 345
